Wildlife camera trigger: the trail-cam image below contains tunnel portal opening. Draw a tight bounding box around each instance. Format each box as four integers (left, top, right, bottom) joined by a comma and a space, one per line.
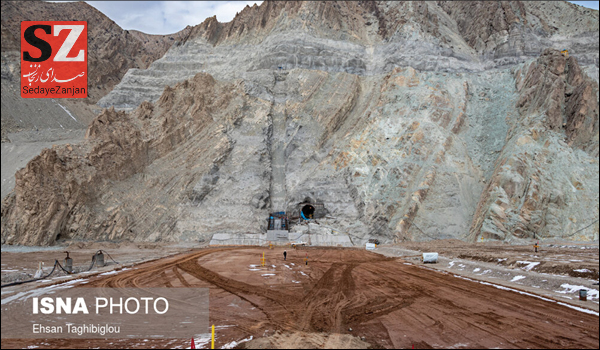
301, 205, 315, 219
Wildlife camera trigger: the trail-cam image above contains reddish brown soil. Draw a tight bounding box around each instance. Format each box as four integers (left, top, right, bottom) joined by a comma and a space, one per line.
397, 239, 599, 280
2, 247, 598, 349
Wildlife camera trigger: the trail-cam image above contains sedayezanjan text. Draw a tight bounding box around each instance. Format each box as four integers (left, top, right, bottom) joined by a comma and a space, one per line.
22, 85, 86, 97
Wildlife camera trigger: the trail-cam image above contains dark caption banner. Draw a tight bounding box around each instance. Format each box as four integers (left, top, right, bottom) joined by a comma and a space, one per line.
1, 287, 209, 339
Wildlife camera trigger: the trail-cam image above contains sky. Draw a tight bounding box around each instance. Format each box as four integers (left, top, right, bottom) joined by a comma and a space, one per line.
569, 1, 600, 10
82, 1, 599, 35
86, 1, 263, 35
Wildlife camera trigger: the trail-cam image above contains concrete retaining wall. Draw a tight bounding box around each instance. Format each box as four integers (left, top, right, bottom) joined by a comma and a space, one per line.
210, 232, 354, 247
266, 230, 290, 242
289, 231, 354, 247
210, 233, 268, 246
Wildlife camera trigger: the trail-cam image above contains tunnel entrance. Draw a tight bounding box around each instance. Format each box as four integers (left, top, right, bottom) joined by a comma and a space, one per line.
290, 201, 327, 223
301, 205, 315, 220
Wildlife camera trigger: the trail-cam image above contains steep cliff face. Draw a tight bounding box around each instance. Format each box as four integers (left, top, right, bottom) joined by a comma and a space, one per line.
2, 73, 257, 245
440, 1, 598, 64
515, 49, 599, 152
469, 49, 599, 242
99, 0, 598, 109
3, 49, 598, 246
0, 0, 191, 205
1, 1, 598, 246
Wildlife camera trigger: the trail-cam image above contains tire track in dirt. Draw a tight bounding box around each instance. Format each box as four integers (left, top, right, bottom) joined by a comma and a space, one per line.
87, 248, 230, 288
160, 272, 173, 288
178, 254, 401, 334
81, 248, 598, 349
363, 261, 598, 348
176, 257, 299, 332
86, 248, 292, 337
172, 266, 192, 287
298, 263, 357, 332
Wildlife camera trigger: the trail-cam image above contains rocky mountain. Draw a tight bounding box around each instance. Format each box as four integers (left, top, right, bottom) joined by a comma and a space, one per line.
99, 0, 599, 109
0, 0, 190, 201
1, 1, 598, 246
1, 0, 191, 139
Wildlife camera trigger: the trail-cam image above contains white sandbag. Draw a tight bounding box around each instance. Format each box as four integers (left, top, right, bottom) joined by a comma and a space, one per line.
422, 252, 438, 263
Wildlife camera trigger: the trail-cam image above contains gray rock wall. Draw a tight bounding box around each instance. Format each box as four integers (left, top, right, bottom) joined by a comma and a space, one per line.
98, 2, 599, 110
2, 1, 598, 246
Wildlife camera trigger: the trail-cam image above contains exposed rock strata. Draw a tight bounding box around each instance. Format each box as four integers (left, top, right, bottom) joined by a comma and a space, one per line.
99, 1, 598, 109
0, 0, 190, 203
470, 49, 599, 242
3, 49, 598, 246
2, 74, 257, 245
1, 1, 598, 246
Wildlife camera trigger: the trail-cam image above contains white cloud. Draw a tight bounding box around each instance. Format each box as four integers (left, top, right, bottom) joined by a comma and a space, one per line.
85, 1, 262, 35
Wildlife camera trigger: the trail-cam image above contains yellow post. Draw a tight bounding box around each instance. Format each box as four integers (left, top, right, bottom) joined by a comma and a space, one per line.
211, 324, 215, 349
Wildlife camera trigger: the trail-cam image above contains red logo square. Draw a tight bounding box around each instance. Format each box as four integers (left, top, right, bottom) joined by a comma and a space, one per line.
21, 21, 87, 98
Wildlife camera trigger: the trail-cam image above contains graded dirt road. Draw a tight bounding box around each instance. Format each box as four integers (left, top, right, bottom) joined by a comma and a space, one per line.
2, 247, 598, 349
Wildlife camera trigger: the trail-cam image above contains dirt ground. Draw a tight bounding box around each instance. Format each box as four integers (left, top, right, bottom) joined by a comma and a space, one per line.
2, 246, 598, 349
396, 239, 599, 280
